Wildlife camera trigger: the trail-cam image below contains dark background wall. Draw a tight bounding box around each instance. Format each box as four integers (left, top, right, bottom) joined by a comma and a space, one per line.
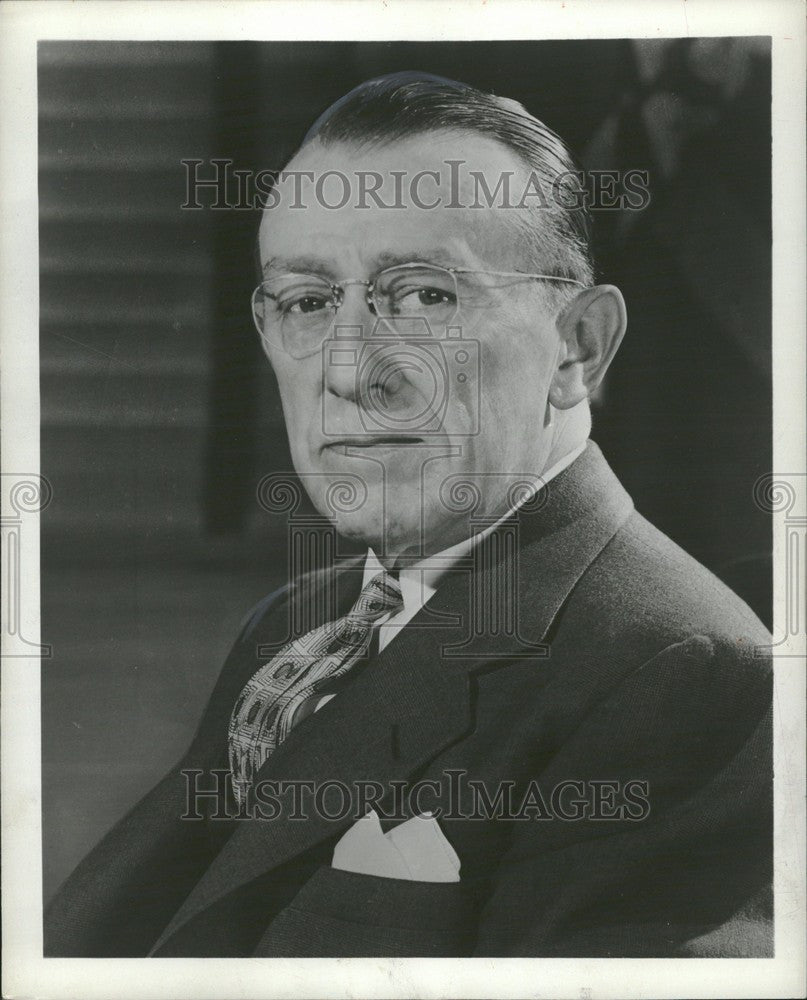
40, 39, 772, 902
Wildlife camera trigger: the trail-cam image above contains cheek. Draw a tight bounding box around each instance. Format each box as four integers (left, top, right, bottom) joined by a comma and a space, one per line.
273, 366, 319, 452
475, 324, 554, 429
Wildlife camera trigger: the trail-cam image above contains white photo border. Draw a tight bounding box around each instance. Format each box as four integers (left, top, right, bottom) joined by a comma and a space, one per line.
1, 2, 804, 998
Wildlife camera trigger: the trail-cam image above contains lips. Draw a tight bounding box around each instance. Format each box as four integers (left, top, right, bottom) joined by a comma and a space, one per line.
325, 435, 425, 449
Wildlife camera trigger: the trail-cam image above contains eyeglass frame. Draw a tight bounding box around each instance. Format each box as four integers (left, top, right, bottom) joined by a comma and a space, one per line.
250, 261, 586, 357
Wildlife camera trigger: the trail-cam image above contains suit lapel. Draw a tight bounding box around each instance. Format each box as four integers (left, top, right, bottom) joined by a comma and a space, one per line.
154, 441, 633, 952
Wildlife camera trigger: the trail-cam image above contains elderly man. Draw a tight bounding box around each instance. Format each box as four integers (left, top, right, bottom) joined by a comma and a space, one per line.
45, 72, 772, 958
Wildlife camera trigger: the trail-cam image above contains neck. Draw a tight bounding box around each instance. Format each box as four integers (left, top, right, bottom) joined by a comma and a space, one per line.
369, 433, 590, 569
543, 400, 591, 471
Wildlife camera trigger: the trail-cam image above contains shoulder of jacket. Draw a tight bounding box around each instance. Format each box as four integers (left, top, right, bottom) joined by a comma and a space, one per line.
574, 510, 770, 649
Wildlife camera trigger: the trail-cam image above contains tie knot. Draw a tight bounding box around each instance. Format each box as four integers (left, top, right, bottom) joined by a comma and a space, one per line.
353, 570, 403, 621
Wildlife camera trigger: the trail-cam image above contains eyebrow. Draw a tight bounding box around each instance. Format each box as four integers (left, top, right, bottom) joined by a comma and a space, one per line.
261, 247, 468, 278
373, 248, 462, 270
262, 255, 339, 278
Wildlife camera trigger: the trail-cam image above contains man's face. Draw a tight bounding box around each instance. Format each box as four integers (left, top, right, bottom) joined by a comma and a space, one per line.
257, 131, 565, 560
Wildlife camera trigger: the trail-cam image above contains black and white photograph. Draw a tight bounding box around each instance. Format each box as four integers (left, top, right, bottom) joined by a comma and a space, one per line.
1, 2, 805, 998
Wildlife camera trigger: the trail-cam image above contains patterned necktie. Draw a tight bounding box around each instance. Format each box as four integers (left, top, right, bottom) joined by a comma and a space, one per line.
228, 570, 403, 803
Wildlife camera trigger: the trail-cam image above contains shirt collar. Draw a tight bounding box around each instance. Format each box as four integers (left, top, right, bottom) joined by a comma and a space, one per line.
363, 441, 587, 618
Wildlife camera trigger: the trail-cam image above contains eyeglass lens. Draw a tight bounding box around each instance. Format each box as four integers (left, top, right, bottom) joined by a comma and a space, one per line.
253, 264, 460, 355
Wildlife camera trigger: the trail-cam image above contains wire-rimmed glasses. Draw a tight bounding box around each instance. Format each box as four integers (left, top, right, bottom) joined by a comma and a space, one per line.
251, 261, 584, 359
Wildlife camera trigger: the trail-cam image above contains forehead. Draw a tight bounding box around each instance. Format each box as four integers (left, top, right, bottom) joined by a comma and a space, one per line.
258, 131, 535, 275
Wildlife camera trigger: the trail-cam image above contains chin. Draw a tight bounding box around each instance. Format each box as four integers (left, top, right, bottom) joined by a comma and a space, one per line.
335, 506, 424, 558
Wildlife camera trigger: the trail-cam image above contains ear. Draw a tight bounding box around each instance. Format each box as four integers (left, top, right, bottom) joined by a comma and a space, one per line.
548, 284, 627, 410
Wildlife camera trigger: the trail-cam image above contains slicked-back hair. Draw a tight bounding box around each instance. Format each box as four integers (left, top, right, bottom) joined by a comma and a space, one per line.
297, 71, 594, 291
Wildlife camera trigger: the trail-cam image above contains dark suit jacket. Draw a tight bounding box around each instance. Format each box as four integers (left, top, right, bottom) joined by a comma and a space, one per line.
45, 442, 773, 957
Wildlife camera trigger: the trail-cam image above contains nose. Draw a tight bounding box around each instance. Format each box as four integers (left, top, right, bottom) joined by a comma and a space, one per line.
334, 280, 377, 329
322, 284, 380, 402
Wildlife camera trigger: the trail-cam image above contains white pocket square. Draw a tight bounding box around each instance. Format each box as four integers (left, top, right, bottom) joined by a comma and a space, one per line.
332, 810, 460, 883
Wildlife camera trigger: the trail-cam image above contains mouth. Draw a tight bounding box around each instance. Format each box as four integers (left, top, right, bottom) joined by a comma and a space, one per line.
324, 435, 426, 450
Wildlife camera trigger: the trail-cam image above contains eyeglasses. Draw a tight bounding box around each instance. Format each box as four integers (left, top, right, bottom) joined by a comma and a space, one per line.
251, 261, 585, 359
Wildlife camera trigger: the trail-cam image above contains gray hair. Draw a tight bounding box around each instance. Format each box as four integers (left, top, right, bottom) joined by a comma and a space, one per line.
299, 71, 594, 296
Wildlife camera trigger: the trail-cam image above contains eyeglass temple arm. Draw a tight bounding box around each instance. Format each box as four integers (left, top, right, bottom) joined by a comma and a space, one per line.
451, 268, 586, 287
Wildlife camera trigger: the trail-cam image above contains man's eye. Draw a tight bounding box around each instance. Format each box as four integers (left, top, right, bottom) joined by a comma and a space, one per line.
395, 286, 456, 311
419, 287, 454, 306
284, 294, 330, 315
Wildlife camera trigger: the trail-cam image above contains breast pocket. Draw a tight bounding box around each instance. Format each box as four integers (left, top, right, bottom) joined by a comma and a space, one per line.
253, 865, 476, 957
